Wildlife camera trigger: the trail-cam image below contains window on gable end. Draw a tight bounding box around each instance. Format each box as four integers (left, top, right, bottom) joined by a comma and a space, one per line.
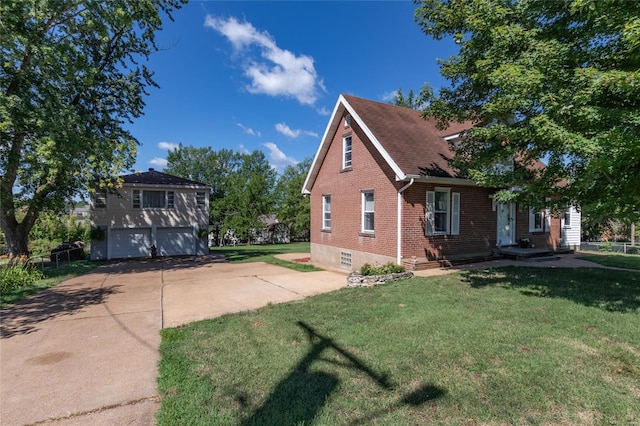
322, 195, 331, 230
343, 135, 352, 169
362, 190, 374, 233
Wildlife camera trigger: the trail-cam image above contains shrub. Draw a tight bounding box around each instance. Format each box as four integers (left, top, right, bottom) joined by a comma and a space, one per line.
0, 260, 44, 292
360, 262, 405, 276
599, 242, 613, 252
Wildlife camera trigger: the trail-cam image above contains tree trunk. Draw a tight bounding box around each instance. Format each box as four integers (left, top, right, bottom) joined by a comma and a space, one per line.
1, 220, 31, 257
632, 222, 636, 246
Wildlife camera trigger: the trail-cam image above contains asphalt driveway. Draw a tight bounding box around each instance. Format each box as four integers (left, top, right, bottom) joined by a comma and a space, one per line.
0, 256, 346, 426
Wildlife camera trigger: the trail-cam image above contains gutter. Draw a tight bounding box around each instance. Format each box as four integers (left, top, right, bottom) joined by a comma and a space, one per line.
397, 178, 415, 265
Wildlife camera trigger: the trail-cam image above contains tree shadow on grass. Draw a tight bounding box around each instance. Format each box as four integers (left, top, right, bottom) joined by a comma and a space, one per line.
0, 285, 121, 338
241, 321, 445, 425
462, 266, 640, 313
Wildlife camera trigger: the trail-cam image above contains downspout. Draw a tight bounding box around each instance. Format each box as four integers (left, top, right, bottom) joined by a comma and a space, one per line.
397, 178, 415, 265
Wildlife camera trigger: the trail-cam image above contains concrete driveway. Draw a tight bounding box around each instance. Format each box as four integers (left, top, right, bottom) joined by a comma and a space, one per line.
0, 256, 347, 426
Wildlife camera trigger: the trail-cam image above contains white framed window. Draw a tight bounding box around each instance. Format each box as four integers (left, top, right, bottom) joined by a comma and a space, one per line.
563, 209, 571, 228
132, 190, 175, 209
426, 188, 460, 236
529, 209, 550, 232
322, 195, 331, 230
343, 135, 352, 168
344, 115, 352, 127
362, 190, 374, 233
196, 192, 206, 208
132, 189, 141, 209
144, 191, 165, 208
94, 191, 107, 209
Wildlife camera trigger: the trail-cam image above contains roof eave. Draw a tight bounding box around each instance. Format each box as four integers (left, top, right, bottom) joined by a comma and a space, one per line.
402, 174, 478, 187
302, 94, 406, 194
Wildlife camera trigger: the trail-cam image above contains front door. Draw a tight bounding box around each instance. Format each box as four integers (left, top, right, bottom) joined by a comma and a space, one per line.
496, 203, 515, 247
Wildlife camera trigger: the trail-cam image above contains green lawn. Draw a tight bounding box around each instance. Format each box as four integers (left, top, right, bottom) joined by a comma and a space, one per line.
157, 266, 640, 425
211, 242, 322, 272
579, 252, 640, 271
0, 261, 98, 306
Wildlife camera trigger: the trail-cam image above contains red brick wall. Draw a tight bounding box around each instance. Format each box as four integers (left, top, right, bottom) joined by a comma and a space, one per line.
310, 114, 401, 262
515, 208, 561, 249
401, 184, 496, 260
309, 112, 561, 266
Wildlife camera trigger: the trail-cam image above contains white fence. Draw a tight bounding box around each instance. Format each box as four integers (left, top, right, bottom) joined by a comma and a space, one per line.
580, 242, 639, 255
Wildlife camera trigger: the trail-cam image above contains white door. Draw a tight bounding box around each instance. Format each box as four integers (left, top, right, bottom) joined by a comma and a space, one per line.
496, 203, 515, 246
110, 228, 152, 259
156, 227, 195, 256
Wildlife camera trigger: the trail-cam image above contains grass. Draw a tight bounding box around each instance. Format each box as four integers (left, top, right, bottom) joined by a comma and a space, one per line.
211, 242, 323, 272
0, 261, 98, 306
578, 252, 640, 271
157, 266, 640, 425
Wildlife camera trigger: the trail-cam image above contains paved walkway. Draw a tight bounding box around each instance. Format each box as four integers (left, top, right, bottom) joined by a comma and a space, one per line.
0, 256, 346, 425
0, 252, 622, 425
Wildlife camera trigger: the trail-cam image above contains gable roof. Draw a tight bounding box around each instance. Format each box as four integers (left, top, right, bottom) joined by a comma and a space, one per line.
122, 168, 209, 188
302, 94, 473, 194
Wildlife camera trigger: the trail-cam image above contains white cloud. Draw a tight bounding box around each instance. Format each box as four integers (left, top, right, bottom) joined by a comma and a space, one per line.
275, 122, 318, 139
158, 141, 179, 151
262, 142, 298, 170
275, 123, 299, 138
316, 106, 331, 116
205, 15, 324, 105
238, 144, 251, 154
149, 157, 168, 168
382, 90, 399, 103
237, 123, 261, 137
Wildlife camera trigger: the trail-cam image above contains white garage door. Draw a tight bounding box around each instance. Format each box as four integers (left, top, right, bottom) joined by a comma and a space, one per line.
156, 227, 195, 256
110, 228, 152, 259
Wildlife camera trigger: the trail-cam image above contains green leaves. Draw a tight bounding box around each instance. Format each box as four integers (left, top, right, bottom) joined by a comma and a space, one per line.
0, 0, 186, 255
414, 0, 640, 221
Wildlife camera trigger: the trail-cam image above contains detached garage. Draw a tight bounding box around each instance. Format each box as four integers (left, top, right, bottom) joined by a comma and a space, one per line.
90, 169, 210, 260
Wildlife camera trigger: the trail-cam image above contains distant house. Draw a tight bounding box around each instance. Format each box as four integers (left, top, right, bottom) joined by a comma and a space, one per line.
68, 205, 90, 225
302, 94, 580, 271
90, 168, 210, 260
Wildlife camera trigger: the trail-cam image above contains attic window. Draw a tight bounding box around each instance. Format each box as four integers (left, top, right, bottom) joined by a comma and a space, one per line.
343, 136, 352, 168
344, 115, 352, 127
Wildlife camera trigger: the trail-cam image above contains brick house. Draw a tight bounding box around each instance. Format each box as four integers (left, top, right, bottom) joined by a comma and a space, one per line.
302, 94, 580, 271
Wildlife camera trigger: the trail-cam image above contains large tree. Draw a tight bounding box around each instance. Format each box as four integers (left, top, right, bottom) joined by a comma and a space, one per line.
224, 151, 277, 242
165, 146, 277, 243
275, 157, 312, 240
0, 0, 184, 256
165, 146, 242, 242
414, 0, 640, 220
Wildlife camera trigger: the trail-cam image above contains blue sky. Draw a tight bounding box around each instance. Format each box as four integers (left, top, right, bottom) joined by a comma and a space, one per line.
129, 1, 459, 173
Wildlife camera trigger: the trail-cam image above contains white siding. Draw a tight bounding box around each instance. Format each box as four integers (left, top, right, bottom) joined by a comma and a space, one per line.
561, 206, 581, 247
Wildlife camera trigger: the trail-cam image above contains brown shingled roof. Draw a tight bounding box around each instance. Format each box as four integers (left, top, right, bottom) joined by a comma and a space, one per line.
342, 94, 472, 178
